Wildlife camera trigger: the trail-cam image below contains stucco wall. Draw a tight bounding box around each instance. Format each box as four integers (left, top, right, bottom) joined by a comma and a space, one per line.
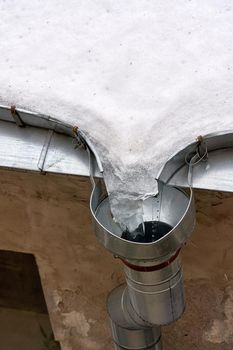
0, 169, 232, 349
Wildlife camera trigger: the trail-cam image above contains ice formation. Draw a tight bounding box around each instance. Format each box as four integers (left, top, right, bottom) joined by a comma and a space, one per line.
0, 1, 233, 231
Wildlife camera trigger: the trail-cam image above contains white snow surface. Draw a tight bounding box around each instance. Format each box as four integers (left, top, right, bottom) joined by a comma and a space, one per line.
0, 0, 233, 231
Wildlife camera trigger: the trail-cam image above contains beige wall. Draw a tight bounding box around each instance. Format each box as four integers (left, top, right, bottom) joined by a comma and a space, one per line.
0, 169, 232, 350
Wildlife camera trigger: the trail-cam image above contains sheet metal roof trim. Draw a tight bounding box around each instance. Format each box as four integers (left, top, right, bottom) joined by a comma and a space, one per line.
1, 103, 233, 193
158, 130, 233, 193
0, 104, 73, 135
0, 104, 102, 178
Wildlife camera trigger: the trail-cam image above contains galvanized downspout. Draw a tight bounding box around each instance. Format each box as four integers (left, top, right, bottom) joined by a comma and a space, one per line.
75, 131, 196, 349
107, 247, 184, 349
89, 177, 195, 349
107, 285, 161, 349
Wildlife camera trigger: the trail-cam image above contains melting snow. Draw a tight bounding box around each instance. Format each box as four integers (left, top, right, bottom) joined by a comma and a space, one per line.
0, 0, 233, 230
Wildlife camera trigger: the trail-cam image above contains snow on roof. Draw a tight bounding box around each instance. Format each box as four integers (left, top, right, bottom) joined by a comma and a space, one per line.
0, 0, 233, 230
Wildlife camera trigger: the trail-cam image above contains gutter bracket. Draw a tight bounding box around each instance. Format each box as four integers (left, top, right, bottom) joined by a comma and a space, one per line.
37, 130, 54, 173
10, 105, 25, 127
185, 136, 209, 186
72, 126, 104, 180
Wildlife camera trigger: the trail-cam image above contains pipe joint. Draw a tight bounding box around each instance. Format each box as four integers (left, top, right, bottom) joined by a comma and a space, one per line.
107, 285, 162, 350
124, 254, 185, 325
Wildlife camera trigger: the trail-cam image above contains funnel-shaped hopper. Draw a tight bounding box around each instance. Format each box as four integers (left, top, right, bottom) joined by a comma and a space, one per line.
90, 180, 195, 262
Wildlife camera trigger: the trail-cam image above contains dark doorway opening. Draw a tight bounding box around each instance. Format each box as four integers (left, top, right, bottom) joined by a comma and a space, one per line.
0, 249, 60, 350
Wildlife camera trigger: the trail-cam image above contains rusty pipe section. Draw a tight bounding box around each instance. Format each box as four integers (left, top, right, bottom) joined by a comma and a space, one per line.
90, 179, 196, 348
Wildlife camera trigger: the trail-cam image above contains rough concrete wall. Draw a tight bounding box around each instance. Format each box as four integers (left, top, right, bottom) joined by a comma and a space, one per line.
0, 169, 232, 349
165, 190, 233, 350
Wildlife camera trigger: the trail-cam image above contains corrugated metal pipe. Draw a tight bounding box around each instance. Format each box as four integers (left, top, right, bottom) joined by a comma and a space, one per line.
90, 178, 196, 349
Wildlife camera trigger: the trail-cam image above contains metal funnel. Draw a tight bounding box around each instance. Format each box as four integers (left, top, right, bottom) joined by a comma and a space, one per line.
90, 180, 195, 262
85, 142, 196, 347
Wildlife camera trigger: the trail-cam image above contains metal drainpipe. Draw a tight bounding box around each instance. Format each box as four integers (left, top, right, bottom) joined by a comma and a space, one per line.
107, 285, 162, 349
123, 249, 184, 326
90, 177, 196, 349
107, 249, 183, 349
82, 134, 196, 350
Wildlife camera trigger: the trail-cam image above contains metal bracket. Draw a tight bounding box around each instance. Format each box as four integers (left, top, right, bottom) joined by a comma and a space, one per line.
37, 130, 54, 173
72, 127, 104, 179
10, 105, 25, 127
185, 136, 209, 186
